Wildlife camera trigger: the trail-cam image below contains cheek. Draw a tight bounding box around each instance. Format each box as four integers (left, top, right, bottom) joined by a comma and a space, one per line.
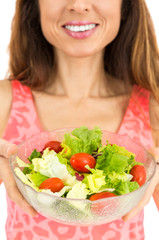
98, 0, 122, 39
38, 1, 63, 46
107, 14, 121, 40
101, 11, 121, 45
40, 13, 59, 47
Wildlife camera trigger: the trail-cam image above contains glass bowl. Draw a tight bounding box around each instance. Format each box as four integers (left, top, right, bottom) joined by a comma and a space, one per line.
9, 128, 156, 225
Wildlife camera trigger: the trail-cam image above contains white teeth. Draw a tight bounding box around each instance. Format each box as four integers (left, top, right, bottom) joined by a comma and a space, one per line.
70, 26, 74, 31
74, 26, 79, 32
65, 24, 96, 32
85, 25, 89, 30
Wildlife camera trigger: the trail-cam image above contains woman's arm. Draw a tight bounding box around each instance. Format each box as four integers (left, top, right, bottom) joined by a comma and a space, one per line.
0, 80, 12, 184
0, 80, 37, 216
0, 138, 37, 216
149, 94, 159, 210
122, 94, 159, 220
0, 80, 12, 137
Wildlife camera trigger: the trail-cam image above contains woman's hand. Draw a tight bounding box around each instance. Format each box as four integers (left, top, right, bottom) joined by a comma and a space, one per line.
122, 147, 159, 221
0, 139, 37, 217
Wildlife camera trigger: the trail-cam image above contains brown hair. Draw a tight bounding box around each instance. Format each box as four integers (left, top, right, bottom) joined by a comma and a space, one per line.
8, 0, 159, 99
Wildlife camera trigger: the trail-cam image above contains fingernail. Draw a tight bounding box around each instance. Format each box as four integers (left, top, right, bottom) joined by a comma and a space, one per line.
32, 212, 38, 218
30, 209, 38, 218
6, 144, 17, 157
6, 145, 10, 156
149, 148, 159, 162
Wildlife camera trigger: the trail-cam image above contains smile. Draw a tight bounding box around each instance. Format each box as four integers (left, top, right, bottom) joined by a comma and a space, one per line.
64, 24, 97, 32
62, 22, 99, 39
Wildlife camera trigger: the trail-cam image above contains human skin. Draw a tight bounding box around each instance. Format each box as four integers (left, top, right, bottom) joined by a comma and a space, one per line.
38, 0, 122, 57
0, 0, 159, 220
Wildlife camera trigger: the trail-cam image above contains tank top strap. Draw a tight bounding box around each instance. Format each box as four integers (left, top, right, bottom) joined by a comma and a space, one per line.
118, 84, 153, 149
2, 80, 43, 144
12, 80, 35, 101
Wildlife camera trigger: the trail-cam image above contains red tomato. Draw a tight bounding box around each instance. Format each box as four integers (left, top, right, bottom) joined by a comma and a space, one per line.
89, 192, 116, 201
43, 141, 63, 153
130, 165, 146, 186
89, 192, 117, 215
39, 177, 64, 193
70, 153, 96, 173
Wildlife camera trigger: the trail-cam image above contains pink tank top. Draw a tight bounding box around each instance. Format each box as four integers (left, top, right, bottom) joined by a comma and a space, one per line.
2, 80, 153, 240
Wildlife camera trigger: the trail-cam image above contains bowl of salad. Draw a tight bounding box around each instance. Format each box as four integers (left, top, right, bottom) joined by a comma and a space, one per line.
9, 126, 156, 225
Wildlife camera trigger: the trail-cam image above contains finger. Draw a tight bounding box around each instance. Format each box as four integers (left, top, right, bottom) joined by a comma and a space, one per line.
122, 187, 154, 221
0, 156, 37, 217
3, 167, 37, 217
122, 196, 149, 221
6, 183, 37, 217
0, 138, 18, 158
148, 147, 159, 163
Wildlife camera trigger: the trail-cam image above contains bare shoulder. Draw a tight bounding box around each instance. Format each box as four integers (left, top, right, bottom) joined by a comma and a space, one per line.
0, 80, 12, 137
0, 79, 12, 104
149, 94, 159, 146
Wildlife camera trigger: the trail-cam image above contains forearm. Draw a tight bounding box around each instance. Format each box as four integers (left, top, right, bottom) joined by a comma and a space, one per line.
153, 183, 159, 210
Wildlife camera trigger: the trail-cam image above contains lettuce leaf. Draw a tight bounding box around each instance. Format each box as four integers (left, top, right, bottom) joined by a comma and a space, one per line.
16, 157, 30, 168
105, 171, 130, 188
26, 172, 49, 187
82, 166, 106, 193
32, 148, 76, 186
104, 171, 139, 194
56, 153, 76, 176
115, 181, 139, 195
28, 149, 42, 163
15, 168, 71, 196
66, 182, 90, 199
14, 167, 37, 188
62, 126, 102, 157
96, 143, 136, 174
16, 156, 34, 174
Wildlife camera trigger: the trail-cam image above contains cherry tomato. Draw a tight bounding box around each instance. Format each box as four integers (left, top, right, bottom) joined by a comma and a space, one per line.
89, 192, 116, 201
130, 165, 146, 186
43, 141, 63, 153
39, 177, 64, 193
70, 153, 96, 173
89, 192, 117, 215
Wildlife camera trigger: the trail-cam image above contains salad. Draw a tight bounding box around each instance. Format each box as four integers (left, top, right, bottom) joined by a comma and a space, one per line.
15, 126, 147, 202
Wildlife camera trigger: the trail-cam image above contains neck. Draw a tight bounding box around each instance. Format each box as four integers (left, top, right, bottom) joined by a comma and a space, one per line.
50, 50, 107, 104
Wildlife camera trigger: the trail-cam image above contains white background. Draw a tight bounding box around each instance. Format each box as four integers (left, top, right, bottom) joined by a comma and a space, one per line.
0, 1, 159, 240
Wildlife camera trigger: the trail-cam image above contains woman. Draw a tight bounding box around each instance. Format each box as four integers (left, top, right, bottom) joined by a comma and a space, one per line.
0, 0, 159, 239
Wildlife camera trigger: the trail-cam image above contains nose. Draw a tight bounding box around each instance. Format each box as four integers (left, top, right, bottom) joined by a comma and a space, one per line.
67, 0, 91, 14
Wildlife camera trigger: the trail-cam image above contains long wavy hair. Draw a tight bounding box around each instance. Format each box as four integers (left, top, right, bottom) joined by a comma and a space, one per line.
8, 0, 159, 100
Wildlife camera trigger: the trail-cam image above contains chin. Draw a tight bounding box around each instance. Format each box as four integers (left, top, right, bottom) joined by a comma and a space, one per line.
65, 48, 100, 58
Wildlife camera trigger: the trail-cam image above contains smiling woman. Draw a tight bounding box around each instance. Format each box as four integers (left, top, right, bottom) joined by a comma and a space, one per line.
38, 0, 122, 57
0, 0, 159, 240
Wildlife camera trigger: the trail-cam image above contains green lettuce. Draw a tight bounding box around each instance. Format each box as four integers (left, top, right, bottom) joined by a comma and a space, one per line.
15, 167, 37, 189
15, 167, 71, 197
96, 143, 136, 174
28, 149, 42, 163
16, 156, 34, 175
32, 148, 76, 185
94, 143, 141, 194
105, 171, 129, 186
62, 126, 102, 157
104, 171, 139, 194
115, 181, 140, 195
26, 172, 49, 187
66, 182, 90, 199
82, 166, 106, 193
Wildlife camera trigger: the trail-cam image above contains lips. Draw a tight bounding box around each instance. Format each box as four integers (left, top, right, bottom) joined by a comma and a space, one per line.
63, 21, 98, 26
64, 24, 96, 32
62, 21, 99, 39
